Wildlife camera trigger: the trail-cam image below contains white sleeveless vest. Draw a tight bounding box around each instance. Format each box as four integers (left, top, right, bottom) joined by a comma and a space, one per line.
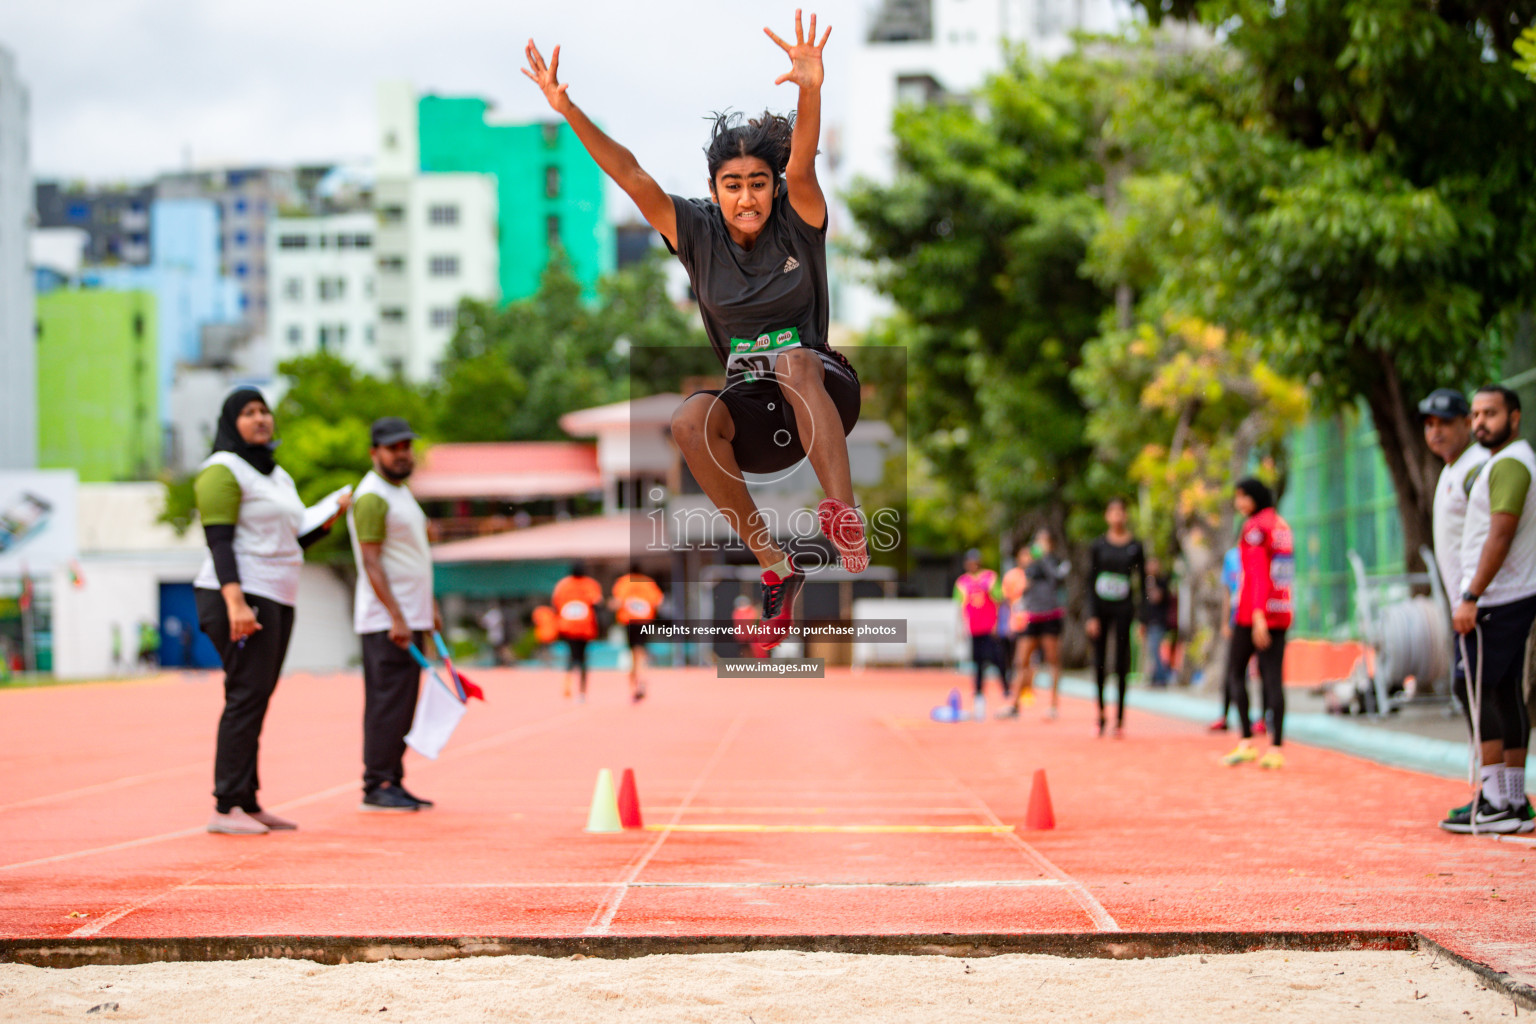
193, 451, 306, 606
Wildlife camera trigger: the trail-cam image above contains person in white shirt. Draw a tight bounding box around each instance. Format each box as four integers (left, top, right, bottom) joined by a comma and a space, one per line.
194, 387, 350, 835
1423, 388, 1491, 663
1442, 386, 1536, 834
348, 417, 442, 813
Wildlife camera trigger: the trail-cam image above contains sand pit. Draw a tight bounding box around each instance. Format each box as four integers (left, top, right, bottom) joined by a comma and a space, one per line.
0, 948, 1521, 1023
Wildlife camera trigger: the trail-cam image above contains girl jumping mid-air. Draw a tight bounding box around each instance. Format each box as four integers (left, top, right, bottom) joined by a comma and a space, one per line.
523, 10, 868, 649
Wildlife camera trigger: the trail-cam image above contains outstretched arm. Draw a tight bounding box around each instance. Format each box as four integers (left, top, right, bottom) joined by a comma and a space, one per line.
522, 40, 677, 249
765, 10, 831, 230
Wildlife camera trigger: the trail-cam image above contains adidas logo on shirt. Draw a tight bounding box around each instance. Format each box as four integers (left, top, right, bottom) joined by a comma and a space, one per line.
782, 256, 800, 274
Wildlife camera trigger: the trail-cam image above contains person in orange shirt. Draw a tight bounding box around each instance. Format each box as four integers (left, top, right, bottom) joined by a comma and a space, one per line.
610, 563, 664, 703
551, 562, 603, 702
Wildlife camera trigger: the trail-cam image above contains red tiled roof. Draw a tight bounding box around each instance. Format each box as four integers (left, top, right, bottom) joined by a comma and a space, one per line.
431, 513, 654, 563
411, 442, 602, 501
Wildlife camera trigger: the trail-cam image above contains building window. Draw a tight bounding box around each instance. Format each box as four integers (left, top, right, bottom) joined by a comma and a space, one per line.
286, 325, 302, 346
379, 205, 405, 225
279, 234, 309, 249
235, 263, 249, 277
545, 166, 560, 199
429, 204, 459, 226
353, 233, 372, 249
283, 277, 302, 301
317, 277, 346, 301
430, 307, 455, 329
428, 255, 459, 277
365, 324, 375, 344
234, 230, 248, 247
546, 214, 561, 248
336, 324, 348, 346
377, 256, 404, 274
337, 234, 353, 249
364, 276, 375, 297
235, 198, 248, 214
317, 325, 332, 351
542, 122, 560, 147
381, 307, 406, 323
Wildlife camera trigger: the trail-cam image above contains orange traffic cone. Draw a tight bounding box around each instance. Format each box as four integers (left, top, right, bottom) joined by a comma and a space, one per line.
1025, 769, 1055, 830
617, 768, 643, 829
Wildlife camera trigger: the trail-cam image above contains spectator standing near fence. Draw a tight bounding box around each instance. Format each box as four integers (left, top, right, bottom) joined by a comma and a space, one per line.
1442, 386, 1536, 834
955, 549, 1010, 721
1139, 557, 1175, 688
348, 417, 442, 814
1222, 479, 1293, 770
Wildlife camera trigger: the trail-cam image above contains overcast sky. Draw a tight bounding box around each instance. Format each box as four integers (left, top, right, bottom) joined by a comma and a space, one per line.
0, 0, 871, 216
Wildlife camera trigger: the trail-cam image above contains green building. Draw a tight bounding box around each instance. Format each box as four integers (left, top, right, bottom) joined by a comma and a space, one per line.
36, 290, 159, 481
417, 96, 613, 303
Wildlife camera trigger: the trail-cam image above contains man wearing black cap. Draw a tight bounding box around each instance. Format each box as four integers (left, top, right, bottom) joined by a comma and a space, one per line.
1422, 389, 1488, 613
348, 417, 442, 812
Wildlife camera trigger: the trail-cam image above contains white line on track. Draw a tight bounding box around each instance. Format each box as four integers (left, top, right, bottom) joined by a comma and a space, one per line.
0, 762, 207, 814
879, 717, 1121, 932
178, 879, 1070, 891
0, 706, 590, 875
583, 713, 747, 935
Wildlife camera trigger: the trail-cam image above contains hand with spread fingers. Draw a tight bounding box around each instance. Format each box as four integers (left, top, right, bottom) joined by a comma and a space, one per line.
765, 9, 831, 91
522, 40, 571, 115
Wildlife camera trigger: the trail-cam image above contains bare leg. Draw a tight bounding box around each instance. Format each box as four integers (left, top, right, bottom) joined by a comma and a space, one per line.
1013, 636, 1040, 708
671, 395, 786, 570
1043, 634, 1062, 712
777, 351, 854, 505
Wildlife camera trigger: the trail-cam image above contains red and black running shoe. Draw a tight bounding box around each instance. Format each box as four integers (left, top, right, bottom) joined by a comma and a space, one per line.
758, 557, 805, 651
817, 498, 869, 573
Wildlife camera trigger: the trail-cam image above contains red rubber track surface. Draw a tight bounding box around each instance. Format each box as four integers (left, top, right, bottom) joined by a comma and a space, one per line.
0, 668, 1530, 984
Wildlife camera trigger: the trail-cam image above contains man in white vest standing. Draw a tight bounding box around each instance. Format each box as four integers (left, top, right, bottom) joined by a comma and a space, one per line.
1442, 386, 1536, 834
349, 417, 442, 813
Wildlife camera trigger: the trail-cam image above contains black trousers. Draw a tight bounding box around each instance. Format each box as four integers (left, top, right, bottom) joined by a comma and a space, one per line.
197, 589, 295, 814
361, 630, 424, 791
970, 634, 1011, 696
1230, 626, 1288, 744
1453, 594, 1536, 749
1092, 607, 1135, 725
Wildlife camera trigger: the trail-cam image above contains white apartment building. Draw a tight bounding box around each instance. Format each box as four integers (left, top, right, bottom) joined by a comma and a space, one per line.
0, 45, 34, 469
832, 0, 1127, 329
268, 211, 383, 374
374, 82, 499, 383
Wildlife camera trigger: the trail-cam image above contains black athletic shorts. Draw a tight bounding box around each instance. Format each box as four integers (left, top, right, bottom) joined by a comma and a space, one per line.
1022, 615, 1064, 638
694, 349, 860, 475
625, 622, 652, 648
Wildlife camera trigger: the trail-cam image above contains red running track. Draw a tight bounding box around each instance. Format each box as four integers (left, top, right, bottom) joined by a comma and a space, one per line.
0, 668, 1531, 983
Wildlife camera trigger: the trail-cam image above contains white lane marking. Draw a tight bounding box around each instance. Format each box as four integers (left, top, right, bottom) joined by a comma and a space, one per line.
0, 707, 589, 874
0, 762, 207, 814
583, 714, 747, 935
179, 879, 1069, 891
879, 717, 1121, 932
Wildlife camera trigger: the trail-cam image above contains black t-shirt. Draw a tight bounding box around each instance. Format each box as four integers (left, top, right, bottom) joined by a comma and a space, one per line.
1089, 536, 1146, 617
664, 182, 831, 368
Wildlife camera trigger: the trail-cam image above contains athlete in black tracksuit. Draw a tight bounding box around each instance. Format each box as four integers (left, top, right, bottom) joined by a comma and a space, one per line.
1087, 501, 1145, 736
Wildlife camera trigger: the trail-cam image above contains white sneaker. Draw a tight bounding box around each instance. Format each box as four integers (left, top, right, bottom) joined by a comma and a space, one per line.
207, 807, 269, 835
972, 695, 986, 721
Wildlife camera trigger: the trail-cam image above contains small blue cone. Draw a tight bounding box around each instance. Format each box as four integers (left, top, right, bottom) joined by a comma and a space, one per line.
930, 687, 964, 723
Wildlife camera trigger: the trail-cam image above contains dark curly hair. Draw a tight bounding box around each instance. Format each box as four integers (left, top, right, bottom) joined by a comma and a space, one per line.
705, 110, 795, 191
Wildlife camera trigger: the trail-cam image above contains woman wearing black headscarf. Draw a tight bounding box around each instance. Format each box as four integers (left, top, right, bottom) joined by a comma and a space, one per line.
193, 387, 350, 835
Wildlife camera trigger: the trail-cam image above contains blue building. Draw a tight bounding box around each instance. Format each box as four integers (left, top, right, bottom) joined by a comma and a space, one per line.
81, 199, 242, 427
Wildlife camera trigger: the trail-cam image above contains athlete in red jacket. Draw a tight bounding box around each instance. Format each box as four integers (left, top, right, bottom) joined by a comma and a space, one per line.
1224, 478, 1294, 769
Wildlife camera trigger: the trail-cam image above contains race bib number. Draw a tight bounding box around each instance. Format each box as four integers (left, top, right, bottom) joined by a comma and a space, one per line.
726, 327, 802, 383
624, 597, 652, 618
559, 600, 589, 621
1095, 573, 1131, 602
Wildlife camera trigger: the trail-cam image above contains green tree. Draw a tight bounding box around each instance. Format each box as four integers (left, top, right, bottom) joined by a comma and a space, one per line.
1115, 0, 1536, 568
845, 47, 1135, 553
